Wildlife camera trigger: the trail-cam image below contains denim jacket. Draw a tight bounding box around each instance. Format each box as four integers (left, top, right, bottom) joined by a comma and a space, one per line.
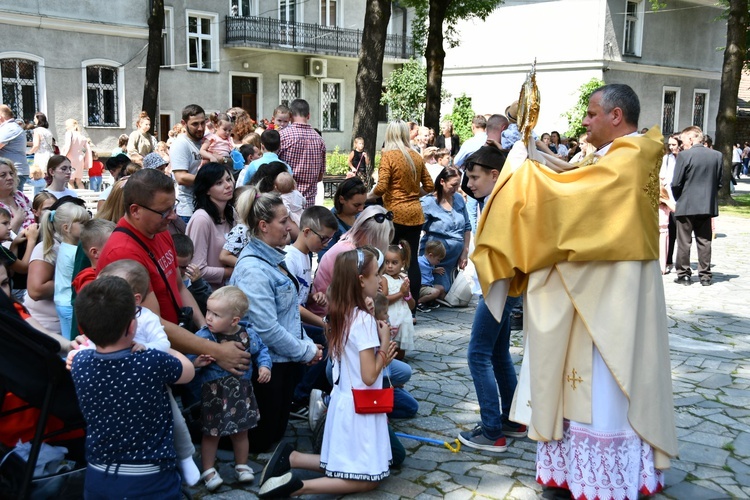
229, 236, 317, 364
190, 321, 272, 384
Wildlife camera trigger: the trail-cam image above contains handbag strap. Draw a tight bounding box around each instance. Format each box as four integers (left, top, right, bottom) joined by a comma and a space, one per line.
113, 226, 182, 317
340, 346, 392, 390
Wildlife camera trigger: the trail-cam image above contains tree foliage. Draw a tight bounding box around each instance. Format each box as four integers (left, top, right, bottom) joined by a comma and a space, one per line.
442, 94, 474, 143
561, 77, 604, 139
381, 58, 428, 122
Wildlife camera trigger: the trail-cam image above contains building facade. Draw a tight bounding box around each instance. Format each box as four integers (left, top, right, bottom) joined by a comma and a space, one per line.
0, 1, 414, 152
442, 0, 724, 140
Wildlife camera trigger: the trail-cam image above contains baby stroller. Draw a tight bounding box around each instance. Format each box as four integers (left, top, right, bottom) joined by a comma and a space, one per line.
0, 290, 87, 499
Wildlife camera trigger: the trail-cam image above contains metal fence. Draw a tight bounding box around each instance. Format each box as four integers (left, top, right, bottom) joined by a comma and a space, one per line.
225, 16, 414, 60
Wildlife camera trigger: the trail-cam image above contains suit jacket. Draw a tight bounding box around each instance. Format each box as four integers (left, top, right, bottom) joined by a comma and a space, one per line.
671, 144, 723, 217
435, 134, 461, 157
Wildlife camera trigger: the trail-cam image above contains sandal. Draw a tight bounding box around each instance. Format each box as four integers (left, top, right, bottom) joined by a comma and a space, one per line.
200, 467, 223, 491
235, 464, 255, 483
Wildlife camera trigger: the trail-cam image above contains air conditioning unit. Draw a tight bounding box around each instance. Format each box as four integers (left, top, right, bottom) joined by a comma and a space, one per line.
305, 57, 327, 78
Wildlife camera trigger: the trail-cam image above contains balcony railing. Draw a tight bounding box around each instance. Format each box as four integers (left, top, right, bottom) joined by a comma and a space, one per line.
225, 16, 414, 60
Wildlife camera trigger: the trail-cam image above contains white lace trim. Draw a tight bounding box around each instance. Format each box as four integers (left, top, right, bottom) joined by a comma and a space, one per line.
536, 422, 664, 500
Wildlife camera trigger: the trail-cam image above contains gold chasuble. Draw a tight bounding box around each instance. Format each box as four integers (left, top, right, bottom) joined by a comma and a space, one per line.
472, 127, 678, 469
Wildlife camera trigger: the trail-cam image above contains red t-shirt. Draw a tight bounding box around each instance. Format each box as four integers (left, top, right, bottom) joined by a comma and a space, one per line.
97, 218, 182, 323
89, 160, 104, 177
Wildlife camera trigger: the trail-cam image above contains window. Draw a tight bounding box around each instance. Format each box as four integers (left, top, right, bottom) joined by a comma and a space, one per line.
85, 65, 120, 127
320, 0, 338, 27
231, 0, 256, 16
321, 79, 342, 131
279, 0, 296, 22
279, 76, 302, 107
161, 7, 174, 68
187, 11, 219, 71
693, 90, 709, 131
661, 87, 680, 136
623, 0, 645, 56
0, 58, 38, 122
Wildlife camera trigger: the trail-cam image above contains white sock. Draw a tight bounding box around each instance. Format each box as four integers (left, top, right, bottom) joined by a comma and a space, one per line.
179, 457, 201, 486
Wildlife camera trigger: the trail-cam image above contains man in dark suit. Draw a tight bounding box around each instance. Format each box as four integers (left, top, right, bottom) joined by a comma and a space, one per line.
671, 125, 723, 286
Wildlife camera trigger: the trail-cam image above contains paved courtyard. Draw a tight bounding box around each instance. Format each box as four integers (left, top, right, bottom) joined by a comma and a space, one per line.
192, 193, 750, 499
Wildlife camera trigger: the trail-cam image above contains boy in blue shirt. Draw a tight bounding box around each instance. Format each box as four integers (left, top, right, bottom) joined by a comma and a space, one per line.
71, 276, 194, 498
417, 240, 447, 311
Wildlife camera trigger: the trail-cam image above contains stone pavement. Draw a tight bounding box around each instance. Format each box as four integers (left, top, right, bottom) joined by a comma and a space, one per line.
191, 199, 750, 500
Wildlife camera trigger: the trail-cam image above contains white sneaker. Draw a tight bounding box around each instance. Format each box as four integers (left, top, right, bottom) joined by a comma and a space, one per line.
308, 389, 327, 430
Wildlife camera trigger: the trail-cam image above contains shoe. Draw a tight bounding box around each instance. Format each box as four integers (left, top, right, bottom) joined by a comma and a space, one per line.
457, 425, 507, 452
510, 312, 523, 331
429, 301, 441, 310
416, 303, 432, 313
289, 400, 309, 420
260, 441, 294, 487
701, 279, 712, 286
258, 471, 303, 498
502, 419, 528, 438
200, 467, 223, 492
665, 264, 673, 274
308, 389, 327, 431
235, 464, 255, 483
674, 276, 692, 286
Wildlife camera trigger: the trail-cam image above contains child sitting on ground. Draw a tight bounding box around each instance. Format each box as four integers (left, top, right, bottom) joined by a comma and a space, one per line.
173, 233, 212, 316
70, 260, 202, 486
417, 240, 447, 311
191, 286, 272, 491
70, 276, 194, 498
275, 172, 305, 228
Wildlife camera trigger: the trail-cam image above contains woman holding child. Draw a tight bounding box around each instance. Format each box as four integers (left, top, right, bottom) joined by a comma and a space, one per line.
230, 186, 322, 453
186, 163, 236, 290
419, 166, 471, 291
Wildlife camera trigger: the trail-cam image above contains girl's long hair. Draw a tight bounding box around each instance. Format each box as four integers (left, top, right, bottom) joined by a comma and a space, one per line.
96, 178, 127, 223
327, 248, 377, 361
193, 162, 235, 225
40, 201, 89, 263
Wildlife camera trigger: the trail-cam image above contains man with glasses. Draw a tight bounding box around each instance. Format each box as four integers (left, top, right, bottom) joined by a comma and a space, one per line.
172, 104, 206, 223
98, 169, 251, 377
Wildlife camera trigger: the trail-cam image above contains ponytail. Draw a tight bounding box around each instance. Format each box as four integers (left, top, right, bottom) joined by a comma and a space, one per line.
236, 185, 285, 237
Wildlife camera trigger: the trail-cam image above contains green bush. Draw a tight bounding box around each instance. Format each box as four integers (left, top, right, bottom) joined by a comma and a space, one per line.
326, 146, 381, 177
442, 94, 474, 143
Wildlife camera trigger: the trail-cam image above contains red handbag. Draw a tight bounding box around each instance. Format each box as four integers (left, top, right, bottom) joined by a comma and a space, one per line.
344, 350, 393, 414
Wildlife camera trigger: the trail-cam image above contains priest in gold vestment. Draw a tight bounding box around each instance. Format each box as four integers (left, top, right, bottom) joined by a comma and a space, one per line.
472, 84, 678, 500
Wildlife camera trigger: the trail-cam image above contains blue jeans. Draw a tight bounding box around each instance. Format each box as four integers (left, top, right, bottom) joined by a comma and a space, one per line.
56, 304, 74, 341
89, 176, 102, 192
84, 464, 181, 500
466, 295, 521, 438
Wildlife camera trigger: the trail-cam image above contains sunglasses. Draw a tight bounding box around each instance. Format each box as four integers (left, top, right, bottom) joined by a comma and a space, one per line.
372, 211, 394, 224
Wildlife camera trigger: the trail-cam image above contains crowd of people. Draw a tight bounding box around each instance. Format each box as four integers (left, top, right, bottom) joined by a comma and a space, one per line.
0, 83, 729, 499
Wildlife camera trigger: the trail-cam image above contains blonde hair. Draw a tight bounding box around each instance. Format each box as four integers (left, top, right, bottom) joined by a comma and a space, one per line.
342, 205, 394, 253
209, 285, 249, 318
383, 120, 416, 180
424, 240, 446, 260
135, 111, 150, 129
64, 118, 81, 133
274, 172, 296, 194
236, 185, 286, 238
0, 157, 19, 191
99, 259, 150, 298
40, 202, 89, 263
81, 218, 116, 252
96, 178, 127, 223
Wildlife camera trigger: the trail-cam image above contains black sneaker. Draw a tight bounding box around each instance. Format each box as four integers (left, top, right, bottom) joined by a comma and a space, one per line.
289, 400, 309, 420
457, 425, 507, 452
258, 471, 303, 498
416, 303, 432, 313
502, 419, 528, 438
260, 441, 293, 487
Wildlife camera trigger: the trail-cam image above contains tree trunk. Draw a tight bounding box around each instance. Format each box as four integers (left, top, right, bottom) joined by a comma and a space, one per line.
424, 0, 450, 134
715, 0, 748, 204
352, 0, 392, 189
142, 0, 165, 136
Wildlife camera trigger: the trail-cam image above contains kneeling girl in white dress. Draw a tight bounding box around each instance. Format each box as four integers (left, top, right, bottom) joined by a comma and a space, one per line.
257, 247, 398, 498
381, 241, 416, 356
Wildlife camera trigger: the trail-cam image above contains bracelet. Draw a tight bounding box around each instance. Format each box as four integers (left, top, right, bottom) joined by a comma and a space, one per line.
403, 293, 412, 302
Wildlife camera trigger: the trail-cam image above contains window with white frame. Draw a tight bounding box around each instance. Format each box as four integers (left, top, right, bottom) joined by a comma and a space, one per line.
0, 58, 39, 122
187, 12, 218, 71
692, 90, 709, 131
661, 87, 680, 135
86, 65, 120, 127
231, 0, 256, 16
623, 0, 645, 56
279, 0, 296, 22
320, 0, 338, 27
161, 7, 174, 68
321, 79, 342, 131
279, 77, 302, 107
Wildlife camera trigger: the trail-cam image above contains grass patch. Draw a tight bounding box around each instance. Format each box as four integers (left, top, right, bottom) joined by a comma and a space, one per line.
722, 442, 736, 452
720, 194, 750, 218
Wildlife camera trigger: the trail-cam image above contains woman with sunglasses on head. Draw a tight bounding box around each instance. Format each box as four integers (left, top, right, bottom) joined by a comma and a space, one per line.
318, 177, 367, 261
368, 120, 434, 311
44, 155, 79, 200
